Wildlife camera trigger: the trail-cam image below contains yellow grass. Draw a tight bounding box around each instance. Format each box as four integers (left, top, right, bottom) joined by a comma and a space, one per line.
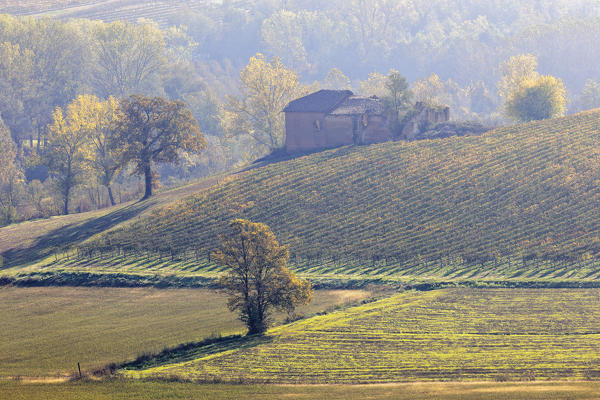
0, 286, 370, 377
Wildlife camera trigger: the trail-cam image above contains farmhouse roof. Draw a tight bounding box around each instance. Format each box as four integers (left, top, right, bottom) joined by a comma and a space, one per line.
283, 89, 353, 113
329, 95, 385, 116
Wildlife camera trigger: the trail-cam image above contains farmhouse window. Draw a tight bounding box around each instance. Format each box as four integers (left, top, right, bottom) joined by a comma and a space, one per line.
314, 119, 321, 131
362, 114, 368, 127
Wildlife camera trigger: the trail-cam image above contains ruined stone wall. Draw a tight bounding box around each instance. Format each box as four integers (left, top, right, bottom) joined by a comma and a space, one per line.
285, 112, 326, 153
357, 115, 392, 144
400, 102, 451, 140
285, 111, 393, 153
286, 112, 358, 153
322, 115, 355, 145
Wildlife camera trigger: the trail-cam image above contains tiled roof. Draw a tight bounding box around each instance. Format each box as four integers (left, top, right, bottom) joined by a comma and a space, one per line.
283, 90, 353, 113
329, 96, 385, 115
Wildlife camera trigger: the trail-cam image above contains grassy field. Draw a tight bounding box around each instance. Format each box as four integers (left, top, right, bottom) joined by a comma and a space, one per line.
23, 109, 600, 284
0, 286, 371, 377
0, 174, 228, 269
131, 288, 600, 383
5, 380, 600, 400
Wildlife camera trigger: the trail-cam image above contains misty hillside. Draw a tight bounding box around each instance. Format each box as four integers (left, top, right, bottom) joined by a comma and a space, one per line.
79, 110, 600, 274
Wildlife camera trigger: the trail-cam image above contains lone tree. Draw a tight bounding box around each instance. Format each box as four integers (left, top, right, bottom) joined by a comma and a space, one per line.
505, 75, 567, 122
114, 95, 206, 199
213, 219, 312, 335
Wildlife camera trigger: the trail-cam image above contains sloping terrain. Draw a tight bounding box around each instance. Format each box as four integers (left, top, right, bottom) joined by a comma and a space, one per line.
57, 110, 600, 282
0, 286, 368, 376
129, 288, 600, 382
1, 0, 216, 28
0, 174, 229, 268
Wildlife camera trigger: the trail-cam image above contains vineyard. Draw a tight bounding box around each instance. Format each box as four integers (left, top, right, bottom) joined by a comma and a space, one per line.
42, 109, 600, 283
1, 0, 218, 28
130, 288, 600, 382
0, 1, 94, 15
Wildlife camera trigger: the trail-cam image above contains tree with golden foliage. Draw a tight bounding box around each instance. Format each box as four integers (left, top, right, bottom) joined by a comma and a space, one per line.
505, 75, 567, 122
222, 54, 305, 151
86, 95, 122, 206
45, 95, 96, 215
213, 219, 312, 335
497, 54, 540, 100
53, 94, 122, 206
113, 95, 206, 200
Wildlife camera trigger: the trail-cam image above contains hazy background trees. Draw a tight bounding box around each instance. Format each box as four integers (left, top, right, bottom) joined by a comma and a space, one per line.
2, 1, 600, 223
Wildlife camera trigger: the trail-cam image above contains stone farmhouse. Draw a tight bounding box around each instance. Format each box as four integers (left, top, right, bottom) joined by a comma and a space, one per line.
283, 89, 450, 153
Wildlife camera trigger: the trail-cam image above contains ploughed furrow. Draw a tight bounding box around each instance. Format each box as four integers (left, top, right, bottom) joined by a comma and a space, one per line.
53, 109, 600, 280
133, 289, 600, 382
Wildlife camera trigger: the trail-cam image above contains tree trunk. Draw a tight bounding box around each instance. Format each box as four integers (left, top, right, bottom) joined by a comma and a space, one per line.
64, 159, 73, 215
107, 185, 116, 206
15, 138, 23, 160
142, 163, 152, 200
63, 184, 70, 215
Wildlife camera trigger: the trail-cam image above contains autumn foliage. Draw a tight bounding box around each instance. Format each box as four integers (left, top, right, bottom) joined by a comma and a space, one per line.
213, 219, 312, 335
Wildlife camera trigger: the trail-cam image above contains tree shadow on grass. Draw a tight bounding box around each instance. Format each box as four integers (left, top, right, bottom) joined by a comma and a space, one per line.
1, 200, 153, 268
1, 175, 226, 269
120, 334, 274, 371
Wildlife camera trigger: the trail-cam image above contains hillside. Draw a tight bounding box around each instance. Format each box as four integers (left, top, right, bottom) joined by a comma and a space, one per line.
58, 110, 600, 280
1, 0, 216, 27
5, 110, 600, 285
0, 174, 229, 269
128, 288, 600, 382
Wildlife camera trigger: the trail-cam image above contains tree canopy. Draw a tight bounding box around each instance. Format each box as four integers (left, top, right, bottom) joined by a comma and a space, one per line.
222, 53, 305, 151
114, 95, 206, 199
81, 95, 122, 206
92, 20, 167, 97
0, 117, 22, 224
497, 54, 540, 101
45, 95, 95, 215
505, 75, 567, 122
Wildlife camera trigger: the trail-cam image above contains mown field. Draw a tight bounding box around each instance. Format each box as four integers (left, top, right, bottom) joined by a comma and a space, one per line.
0, 286, 370, 377
131, 288, 600, 383
5, 380, 600, 400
